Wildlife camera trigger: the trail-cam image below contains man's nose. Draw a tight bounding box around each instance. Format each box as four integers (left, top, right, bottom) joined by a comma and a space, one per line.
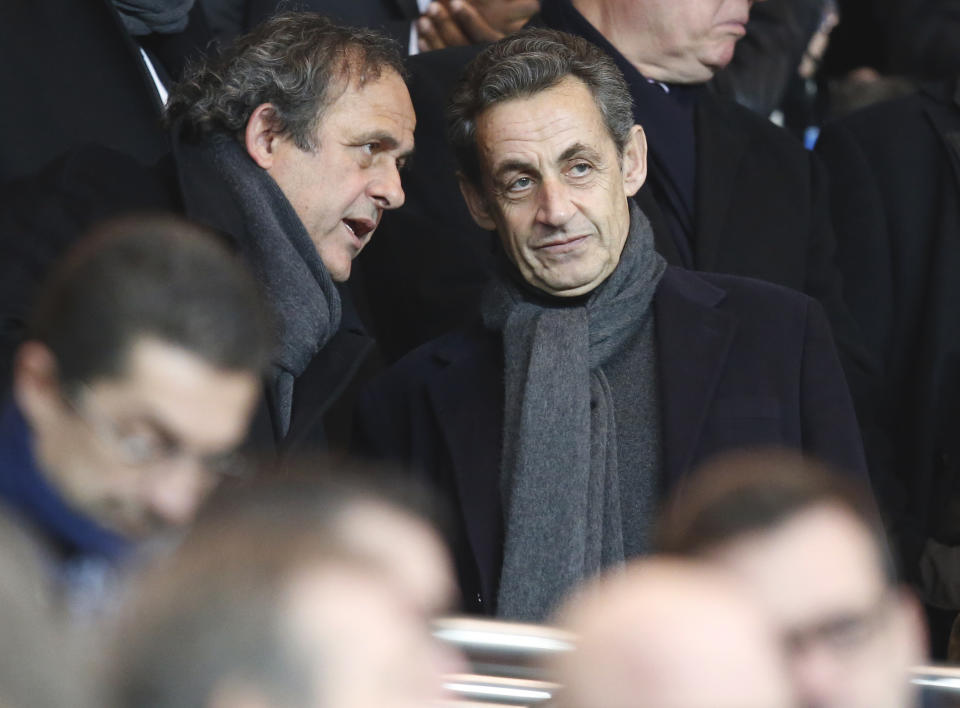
369, 160, 406, 210
536, 176, 574, 227
143, 458, 212, 528
791, 642, 842, 708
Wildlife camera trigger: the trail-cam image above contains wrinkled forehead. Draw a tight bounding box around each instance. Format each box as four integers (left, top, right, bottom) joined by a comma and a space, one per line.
474, 77, 614, 166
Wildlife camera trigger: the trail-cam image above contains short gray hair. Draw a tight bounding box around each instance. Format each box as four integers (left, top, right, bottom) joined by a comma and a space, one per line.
165, 13, 406, 150
447, 28, 635, 188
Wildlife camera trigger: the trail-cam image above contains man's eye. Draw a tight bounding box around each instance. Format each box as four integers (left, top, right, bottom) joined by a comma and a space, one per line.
569, 162, 592, 177
507, 176, 533, 192
117, 430, 169, 465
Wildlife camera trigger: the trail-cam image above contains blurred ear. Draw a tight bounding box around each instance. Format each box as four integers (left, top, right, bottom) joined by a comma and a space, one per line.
244, 103, 285, 169
458, 175, 497, 231
620, 124, 647, 197
894, 588, 928, 665
13, 341, 64, 426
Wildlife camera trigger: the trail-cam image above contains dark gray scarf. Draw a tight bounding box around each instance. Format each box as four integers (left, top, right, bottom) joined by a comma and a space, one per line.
176, 135, 341, 439
113, 0, 195, 35
481, 202, 666, 621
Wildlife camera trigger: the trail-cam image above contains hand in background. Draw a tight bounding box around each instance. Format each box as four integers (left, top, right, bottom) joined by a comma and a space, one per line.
416, 0, 538, 51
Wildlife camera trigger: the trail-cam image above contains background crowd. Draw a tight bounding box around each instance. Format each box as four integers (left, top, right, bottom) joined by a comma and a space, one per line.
2, 0, 960, 706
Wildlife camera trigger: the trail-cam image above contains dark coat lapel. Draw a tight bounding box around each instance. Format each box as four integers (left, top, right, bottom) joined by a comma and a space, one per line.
426, 329, 503, 602
654, 268, 737, 487
694, 92, 749, 271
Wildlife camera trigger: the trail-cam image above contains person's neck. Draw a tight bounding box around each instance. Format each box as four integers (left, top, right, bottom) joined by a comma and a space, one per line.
569, 0, 677, 83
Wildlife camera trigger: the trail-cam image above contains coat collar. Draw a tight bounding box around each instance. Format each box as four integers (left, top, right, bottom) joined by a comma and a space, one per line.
653, 267, 736, 485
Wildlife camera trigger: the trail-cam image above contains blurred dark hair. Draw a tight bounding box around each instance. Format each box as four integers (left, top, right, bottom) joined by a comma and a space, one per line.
165, 12, 406, 149
448, 27, 635, 188
111, 462, 447, 708
110, 520, 366, 708
198, 454, 452, 537
657, 448, 896, 583
27, 213, 274, 390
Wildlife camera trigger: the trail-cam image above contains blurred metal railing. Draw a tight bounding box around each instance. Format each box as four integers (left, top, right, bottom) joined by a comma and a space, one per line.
433, 617, 567, 704
435, 617, 960, 706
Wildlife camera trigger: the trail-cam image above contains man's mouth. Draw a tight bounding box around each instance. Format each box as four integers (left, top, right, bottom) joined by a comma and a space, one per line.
534, 234, 590, 254
343, 217, 376, 242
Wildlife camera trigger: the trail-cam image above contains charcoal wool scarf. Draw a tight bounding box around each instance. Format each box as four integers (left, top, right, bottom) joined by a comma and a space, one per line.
481, 202, 665, 621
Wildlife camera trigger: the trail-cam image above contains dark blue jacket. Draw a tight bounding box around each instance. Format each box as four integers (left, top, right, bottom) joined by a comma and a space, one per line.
0, 401, 130, 594
356, 266, 868, 614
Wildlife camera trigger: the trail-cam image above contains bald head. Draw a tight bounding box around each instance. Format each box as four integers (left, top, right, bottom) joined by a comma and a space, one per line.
551, 558, 794, 708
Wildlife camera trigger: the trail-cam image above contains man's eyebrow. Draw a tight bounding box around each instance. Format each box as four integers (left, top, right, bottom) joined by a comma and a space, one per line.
492, 159, 536, 181
355, 131, 414, 161
559, 142, 603, 163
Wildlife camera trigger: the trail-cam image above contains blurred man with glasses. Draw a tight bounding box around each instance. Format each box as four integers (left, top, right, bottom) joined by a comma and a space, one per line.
658, 449, 926, 708
0, 214, 272, 610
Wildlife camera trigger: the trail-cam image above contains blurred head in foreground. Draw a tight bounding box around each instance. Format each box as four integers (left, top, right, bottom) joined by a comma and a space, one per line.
12, 214, 271, 540
659, 449, 925, 708
550, 557, 795, 708
193, 463, 458, 618
110, 469, 460, 708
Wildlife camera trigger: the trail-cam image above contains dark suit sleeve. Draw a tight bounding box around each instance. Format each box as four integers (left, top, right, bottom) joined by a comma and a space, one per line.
814, 119, 900, 495
814, 122, 893, 362
815, 116, 921, 579
799, 297, 869, 478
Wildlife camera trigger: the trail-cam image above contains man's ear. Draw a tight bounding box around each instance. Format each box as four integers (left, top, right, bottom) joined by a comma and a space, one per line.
620, 124, 648, 197
244, 103, 284, 169
13, 341, 63, 425
895, 588, 929, 666
458, 175, 498, 231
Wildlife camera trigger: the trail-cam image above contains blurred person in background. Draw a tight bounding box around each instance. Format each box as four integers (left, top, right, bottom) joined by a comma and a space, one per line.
109, 472, 461, 708
659, 449, 925, 708
0, 214, 271, 612
549, 558, 796, 708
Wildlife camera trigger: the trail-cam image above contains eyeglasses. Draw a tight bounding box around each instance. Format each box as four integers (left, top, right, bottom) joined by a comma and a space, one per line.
62, 384, 250, 479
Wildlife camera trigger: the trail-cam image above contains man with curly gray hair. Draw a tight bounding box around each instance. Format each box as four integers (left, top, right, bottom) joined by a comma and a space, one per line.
165, 14, 415, 447
0, 13, 415, 453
